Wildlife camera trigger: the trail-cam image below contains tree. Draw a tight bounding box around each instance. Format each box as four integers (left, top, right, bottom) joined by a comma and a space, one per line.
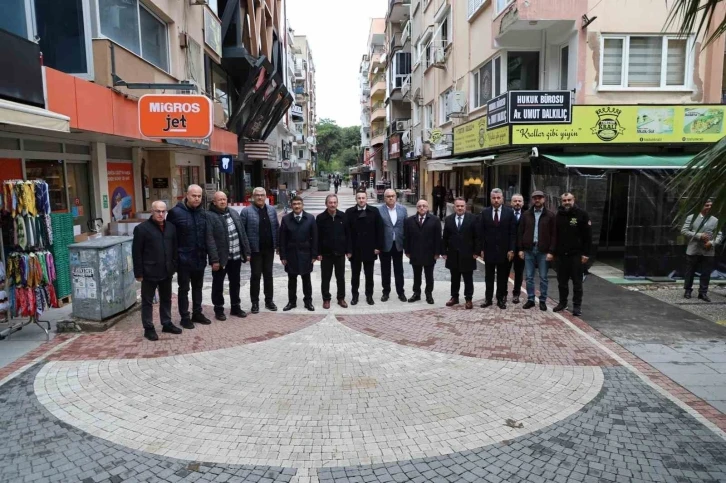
316, 118, 342, 164
314, 119, 361, 174
667, 0, 726, 230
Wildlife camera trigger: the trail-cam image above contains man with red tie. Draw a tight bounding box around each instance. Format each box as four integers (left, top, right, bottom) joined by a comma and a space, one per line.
404, 199, 442, 304
478, 188, 517, 309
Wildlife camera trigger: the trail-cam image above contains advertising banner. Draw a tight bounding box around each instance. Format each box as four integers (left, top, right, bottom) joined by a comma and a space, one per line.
139, 94, 213, 139
453, 116, 511, 155
107, 163, 135, 221
511, 105, 725, 145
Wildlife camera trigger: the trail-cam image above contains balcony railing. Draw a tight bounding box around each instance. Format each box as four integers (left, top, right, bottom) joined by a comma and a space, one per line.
371, 101, 385, 111
401, 75, 411, 97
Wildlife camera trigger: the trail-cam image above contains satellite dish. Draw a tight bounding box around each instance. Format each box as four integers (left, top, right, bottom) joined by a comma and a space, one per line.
306, 136, 315, 144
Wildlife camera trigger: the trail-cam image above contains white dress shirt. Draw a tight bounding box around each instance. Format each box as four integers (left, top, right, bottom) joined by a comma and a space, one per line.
388, 205, 398, 239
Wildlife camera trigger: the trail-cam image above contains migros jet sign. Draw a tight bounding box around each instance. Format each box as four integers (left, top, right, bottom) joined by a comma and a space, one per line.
138, 94, 213, 139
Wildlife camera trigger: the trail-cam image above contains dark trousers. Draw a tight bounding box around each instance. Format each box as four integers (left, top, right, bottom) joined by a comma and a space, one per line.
350, 258, 375, 297
177, 268, 205, 321
684, 254, 715, 295
450, 270, 474, 300
288, 273, 312, 304
412, 264, 435, 295
557, 255, 584, 307
509, 254, 525, 296
485, 261, 509, 302
321, 254, 346, 301
250, 249, 275, 304
433, 200, 445, 218
211, 258, 242, 314
141, 277, 172, 330
380, 246, 405, 296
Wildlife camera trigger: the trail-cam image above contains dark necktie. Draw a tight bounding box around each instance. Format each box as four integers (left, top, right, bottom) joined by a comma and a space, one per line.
515, 211, 520, 221
419, 216, 424, 226
494, 209, 499, 226
296, 215, 301, 223
457, 216, 462, 230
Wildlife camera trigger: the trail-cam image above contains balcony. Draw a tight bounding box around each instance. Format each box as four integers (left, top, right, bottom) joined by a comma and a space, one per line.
371, 102, 386, 122
388, 0, 411, 24
493, 0, 586, 45
371, 74, 386, 97
400, 20, 411, 45
371, 128, 386, 146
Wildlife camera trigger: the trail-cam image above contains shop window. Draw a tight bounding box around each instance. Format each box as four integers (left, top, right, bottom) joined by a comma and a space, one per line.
25, 160, 68, 212
601, 35, 691, 89
507, 51, 540, 91
23, 139, 62, 152
175, 166, 200, 200
99, 0, 169, 72
497, 165, 520, 202
67, 162, 93, 229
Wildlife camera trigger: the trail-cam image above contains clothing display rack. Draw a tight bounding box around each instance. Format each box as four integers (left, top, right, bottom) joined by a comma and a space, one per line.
0, 179, 56, 341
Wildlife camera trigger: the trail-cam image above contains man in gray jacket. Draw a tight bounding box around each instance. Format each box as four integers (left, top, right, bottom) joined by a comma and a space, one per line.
378, 189, 407, 302
681, 199, 723, 302
208, 192, 252, 320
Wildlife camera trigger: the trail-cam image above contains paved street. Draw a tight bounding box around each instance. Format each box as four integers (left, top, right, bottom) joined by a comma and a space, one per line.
2, 188, 726, 483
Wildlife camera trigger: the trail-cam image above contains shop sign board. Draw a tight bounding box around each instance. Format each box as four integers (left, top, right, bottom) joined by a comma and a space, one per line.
139, 94, 213, 139
511, 105, 726, 145
453, 116, 511, 155
508, 90, 572, 124
486, 93, 508, 129
152, 178, 169, 188
204, 8, 222, 56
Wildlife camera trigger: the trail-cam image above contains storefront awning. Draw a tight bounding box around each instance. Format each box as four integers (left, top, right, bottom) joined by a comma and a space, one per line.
428, 155, 494, 172
543, 154, 693, 170
0, 98, 70, 133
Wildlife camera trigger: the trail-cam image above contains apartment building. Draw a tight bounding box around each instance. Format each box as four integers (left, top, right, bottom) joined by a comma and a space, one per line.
400, 0, 726, 276
291, 34, 318, 187
0, 0, 293, 233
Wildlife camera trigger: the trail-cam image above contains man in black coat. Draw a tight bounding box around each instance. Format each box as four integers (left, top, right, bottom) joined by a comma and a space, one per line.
442, 197, 478, 309
345, 191, 383, 305
509, 194, 526, 303
404, 199, 441, 304
166, 185, 219, 329
432, 181, 447, 219
478, 188, 516, 309
132, 201, 182, 341
207, 192, 252, 321
280, 196, 318, 311
316, 194, 349, 309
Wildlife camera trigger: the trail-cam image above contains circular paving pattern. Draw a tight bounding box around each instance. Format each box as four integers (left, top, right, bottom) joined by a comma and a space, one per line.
34, 315, 603, 471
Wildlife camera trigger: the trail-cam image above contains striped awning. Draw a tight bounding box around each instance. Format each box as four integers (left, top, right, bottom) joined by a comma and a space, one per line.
244, 141, 273, 160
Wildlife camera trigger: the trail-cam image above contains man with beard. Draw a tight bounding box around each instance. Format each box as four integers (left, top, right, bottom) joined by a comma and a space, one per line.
478, 188, 516, 309
517, 191, 556, 311
509, 194, 525, 303
681, 199, 723, 302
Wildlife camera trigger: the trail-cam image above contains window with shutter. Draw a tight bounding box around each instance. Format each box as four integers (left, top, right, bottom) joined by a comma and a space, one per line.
627, 37, 662, 88
468, 0, 486, 18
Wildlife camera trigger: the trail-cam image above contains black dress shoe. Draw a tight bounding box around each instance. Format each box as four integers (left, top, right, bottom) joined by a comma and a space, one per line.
539, 301, 548, 311
304, 302, 315, 311
522, 300, 535, 309
144, 329, 159, 341
512, 295, 520, 304
408, 294, 421, 303
162, 324, 183, 334
215, 313, 226, 321
572, 306, 582, 316
553, 303, 567, 312
497, 300, 507, 310
191, 313, 211, 325
684, 291, 692, 299
283, 303, 297, 311
265, 302, 278, 311
398, 294, 407, 302
366, 296, 375, 305
230, 306, 247, 318
180, 320, 195, 330
251, 303, 260, 314
698, 293, 712, 303
480, 300, 493, 308
426, 295, 435, 305
381, 294, 389, 302
351, 295, 359, 305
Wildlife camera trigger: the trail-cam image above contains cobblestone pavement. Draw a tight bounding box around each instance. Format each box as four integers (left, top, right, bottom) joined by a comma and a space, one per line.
2, 189, 726, 482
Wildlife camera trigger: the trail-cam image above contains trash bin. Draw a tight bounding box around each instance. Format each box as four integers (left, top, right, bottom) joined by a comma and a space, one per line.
69, 236, 137, 321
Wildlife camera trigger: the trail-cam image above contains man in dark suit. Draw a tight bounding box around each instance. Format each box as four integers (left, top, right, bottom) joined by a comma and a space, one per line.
132, 201, 182, 341
478, 188, 516, 309
317, 194, 349, 309
442, 197, 478, 309
279, 196, 318, 311
509, 194, 525, 303
345, 191, 383, 305
404, 199, 442, 304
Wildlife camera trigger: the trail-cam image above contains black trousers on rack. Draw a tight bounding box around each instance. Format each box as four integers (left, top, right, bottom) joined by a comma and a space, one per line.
141, 277, 172, 330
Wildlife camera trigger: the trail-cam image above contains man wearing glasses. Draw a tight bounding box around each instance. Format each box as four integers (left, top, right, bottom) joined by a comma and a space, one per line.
240, 187, 280, 313
132, 201, 183, 341
378, 189, 408, 302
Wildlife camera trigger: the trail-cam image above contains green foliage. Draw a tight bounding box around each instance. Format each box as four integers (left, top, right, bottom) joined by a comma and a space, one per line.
314, 119, 361, 174
665, 0, 726, 47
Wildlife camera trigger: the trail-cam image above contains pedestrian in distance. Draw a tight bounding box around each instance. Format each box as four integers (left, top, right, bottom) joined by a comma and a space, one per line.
207, 191, 252, 321
681, 199, 723, 302
280, 196, 318, 311
517, 190, 556, 311
334, 178, 339, 194
240, 187, 279, 314
432, 181, 447, 219
378, 189, 408, 302
317, 194, 349, 309
404, 199, 442, 304
478, 188, 516, 310
166, 184, 219, 329
442, 197, 478, 309
132, 201, 182, 341
553, 192, 592, 317
345, 190, 383, 305
509, 194, 526, 303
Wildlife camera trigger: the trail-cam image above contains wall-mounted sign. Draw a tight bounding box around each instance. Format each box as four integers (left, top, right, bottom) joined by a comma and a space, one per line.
291, 104, 304, 120
219, 155, 234, 173
204, 8, 222, 57
453, 116, 510, 155
107, 163, 135, 221
508, 90, 572, 124
511, 105, 725, 145
486, 93, 508, 130
152, 178, 169, 188
139, 94, 213, 139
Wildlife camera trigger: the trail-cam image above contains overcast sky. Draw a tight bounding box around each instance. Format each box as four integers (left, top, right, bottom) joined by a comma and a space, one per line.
286, 0, 387, 128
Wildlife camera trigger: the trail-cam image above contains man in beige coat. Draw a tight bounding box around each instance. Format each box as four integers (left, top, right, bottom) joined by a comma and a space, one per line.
681, 200, 723, 302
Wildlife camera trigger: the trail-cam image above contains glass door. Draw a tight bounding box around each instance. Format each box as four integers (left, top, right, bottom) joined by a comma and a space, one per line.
66, 162, 93, 231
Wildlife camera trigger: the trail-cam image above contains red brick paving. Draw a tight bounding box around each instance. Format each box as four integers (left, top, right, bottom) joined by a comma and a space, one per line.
337, 305, 619, 367
0, 335, 74, 382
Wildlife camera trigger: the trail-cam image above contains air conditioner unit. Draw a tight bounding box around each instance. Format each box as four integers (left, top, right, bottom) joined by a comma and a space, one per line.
190, 0, 208, 5
433, 48, 446, 65
395, 120, 407, 132
449, 91, 467, 116
180, 80, 199, 94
